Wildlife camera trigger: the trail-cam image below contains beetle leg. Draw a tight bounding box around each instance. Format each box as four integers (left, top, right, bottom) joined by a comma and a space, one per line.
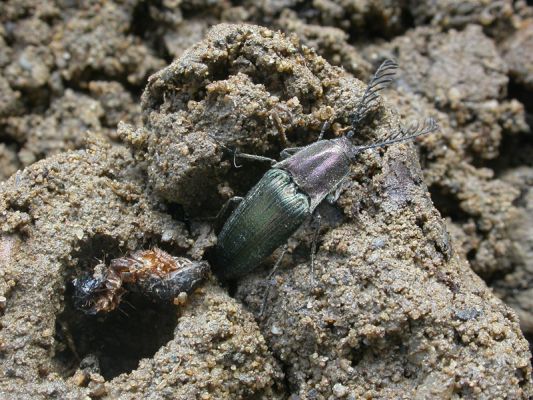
325, 179, 346, 204
232, 151, 277, 166
279, 121, 330, 159
214, 196, 244, 235
57, 320, 81, 363
259, 245, 288, 318
317, 120, 331, 141
280, 146, 303, 159
209, 133, 277, 166
310, 212, 322, 282
271, 111, 288, 147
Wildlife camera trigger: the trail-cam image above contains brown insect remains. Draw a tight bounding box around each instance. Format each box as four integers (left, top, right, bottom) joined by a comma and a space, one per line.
72, 248, 209, 315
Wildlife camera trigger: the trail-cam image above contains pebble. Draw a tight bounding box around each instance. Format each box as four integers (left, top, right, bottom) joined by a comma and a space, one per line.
332, 383, 348, 398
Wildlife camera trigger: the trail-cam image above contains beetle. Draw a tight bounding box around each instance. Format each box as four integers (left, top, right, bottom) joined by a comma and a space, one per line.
213, 59, 438, 281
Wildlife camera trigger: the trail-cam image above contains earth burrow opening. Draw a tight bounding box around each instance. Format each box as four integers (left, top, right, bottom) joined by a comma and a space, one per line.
53, 234, 179, 380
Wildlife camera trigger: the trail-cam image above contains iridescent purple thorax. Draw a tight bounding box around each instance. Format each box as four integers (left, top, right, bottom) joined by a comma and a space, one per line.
274, 136, 353, 211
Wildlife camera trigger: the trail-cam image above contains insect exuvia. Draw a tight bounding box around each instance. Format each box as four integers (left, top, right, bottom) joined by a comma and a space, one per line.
213, 59, 438, 281
73, 248, 209, 315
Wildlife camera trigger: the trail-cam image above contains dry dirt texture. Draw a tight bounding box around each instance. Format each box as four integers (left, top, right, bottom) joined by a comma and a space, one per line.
1, 1, 533, 399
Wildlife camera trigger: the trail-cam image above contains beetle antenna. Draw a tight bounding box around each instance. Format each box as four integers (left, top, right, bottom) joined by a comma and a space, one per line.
355, 118, 438, 152
208, 133, 277, 165
347, 59, 398, 138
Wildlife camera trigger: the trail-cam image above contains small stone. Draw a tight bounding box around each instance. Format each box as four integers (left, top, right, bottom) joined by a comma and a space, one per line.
271, 325, 283, 335
161, 229, 174, 242
454, 307, 481, 321
371, 237, 387, 249
89, 372, 105, 383
448, 87, 462, 109
333, 383, 348, 397
72, 370, 88, 387
88, 382, 106, 398
74, 228, 84, 240
174, 292, 188, 305
18, 149, 35, 166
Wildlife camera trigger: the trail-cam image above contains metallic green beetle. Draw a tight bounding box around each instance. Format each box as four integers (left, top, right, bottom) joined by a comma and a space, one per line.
214, 60, 438, 280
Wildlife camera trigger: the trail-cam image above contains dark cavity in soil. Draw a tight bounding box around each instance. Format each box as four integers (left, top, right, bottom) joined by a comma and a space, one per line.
53, 234, 179, 380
